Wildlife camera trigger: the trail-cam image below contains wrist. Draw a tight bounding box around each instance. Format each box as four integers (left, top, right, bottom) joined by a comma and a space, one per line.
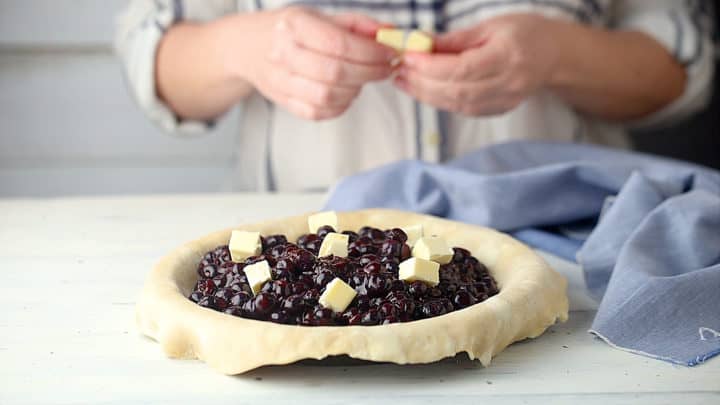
207, 11, 274, 90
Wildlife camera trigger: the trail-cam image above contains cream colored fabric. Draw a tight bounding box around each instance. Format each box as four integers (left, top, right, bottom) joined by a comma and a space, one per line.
116, 1, 713, 192
136, 209, 569, 374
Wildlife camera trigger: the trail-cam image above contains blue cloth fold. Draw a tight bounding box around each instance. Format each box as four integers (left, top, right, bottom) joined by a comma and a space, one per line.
323, 140, 720, 366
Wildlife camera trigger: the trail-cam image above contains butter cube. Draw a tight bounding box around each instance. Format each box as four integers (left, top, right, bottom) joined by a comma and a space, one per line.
398, 257, 440, 286
412, 236, 453, 264
244, 260, 272, 295
319, 278, 357, 313
318, 232, 349, 258
376, 28, 405, 51
308, 211, 339, 233
405, 30, 433, 52
402, 224, 424, 246
229, 230, 261, 263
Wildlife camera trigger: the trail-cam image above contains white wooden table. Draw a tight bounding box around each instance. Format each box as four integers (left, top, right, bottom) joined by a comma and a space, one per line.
1, 194, 718, 404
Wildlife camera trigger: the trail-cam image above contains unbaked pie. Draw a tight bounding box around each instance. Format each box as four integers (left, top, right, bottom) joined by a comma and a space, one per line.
136, 209, 568, 374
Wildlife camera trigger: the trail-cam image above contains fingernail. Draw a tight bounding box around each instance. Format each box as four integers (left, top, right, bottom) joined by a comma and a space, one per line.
402, 54, 418, 67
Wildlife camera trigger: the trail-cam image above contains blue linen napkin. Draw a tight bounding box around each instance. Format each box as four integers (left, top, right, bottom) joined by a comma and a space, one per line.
323, 140, 720, 366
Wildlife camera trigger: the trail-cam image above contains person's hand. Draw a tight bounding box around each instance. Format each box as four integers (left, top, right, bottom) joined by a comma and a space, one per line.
237, 7, 397, 120
394, 14, 559, 116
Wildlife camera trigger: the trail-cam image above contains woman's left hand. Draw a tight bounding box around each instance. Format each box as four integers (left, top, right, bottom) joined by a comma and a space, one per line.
394, 14, 559, 116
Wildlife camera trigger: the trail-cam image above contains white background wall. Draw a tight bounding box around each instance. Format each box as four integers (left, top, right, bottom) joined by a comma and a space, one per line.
0, 0, 239, 197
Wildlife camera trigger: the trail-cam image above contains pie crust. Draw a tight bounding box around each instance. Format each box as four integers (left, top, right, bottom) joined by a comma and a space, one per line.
136, 209, 569, 374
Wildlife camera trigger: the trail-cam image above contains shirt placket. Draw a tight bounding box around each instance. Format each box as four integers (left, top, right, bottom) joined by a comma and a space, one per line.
414, 0, 442, 163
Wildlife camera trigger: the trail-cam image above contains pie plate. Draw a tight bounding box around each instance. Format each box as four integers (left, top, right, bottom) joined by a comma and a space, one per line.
136, 209, 569, 374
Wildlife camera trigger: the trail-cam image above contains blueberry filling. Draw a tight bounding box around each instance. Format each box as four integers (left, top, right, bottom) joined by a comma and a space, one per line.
189, 227, 499, 326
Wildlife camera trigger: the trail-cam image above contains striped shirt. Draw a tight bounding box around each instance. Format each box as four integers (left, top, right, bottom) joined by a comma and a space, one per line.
116, 0, 715, 191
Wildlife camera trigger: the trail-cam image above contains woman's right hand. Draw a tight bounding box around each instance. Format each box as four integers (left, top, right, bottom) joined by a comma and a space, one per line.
224, 7, 398, 120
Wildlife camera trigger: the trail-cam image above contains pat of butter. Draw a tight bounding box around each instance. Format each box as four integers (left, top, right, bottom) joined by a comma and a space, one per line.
244, 260, 272, 295
308, 211, 338, 233
318, 232, 349, 258
319, 278, 357, 313
376, 28, 433, 53
412, 236, 453, 264
376, 28, 406, 51
398, 257, 440, 286
405, 30, 433, 52
402, 224, 424, 246
229, 230, 261, 263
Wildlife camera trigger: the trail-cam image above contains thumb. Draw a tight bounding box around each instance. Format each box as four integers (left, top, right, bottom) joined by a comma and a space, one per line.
332, 13, 390, 38
434, 26, 488, 53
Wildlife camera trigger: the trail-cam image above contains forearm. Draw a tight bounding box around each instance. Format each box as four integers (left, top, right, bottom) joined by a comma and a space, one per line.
155, 13, 267, 121
547, 20, 686, 122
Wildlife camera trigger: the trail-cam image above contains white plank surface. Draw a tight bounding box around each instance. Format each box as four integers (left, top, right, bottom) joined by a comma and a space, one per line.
0, 0, 125, 47
0, 51, 240, 197
0, 194, 718, 405
0, 2, 244, 197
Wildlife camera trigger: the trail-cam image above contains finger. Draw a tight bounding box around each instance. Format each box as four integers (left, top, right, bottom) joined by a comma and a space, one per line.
434, 26, 488, 53
268, 66, 360, 108
393, 72, 460, 112
332, 13, 387, 37
277, 9, 397, 65
255, 78, 350, 121
403, 47, 504, 82
270, 40, 394, 85
396, 67, 505, 108
284, 98, 350, 121
395, 74, 517, 116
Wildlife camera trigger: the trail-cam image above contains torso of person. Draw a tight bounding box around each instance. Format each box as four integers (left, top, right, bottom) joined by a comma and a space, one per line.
212, 1, 628, 191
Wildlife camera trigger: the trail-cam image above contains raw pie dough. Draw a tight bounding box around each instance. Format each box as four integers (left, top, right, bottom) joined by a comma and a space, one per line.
136, 209, 569, 374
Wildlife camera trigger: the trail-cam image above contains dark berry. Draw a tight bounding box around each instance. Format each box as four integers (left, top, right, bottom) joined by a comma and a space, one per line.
311, 307, 336, 326
263, 234, 287, 251
341, 230, 359, 243
382, 316, 399, 324
261, 280, 292, 297
214, 288, 234, 302
196, 279, 217, 296
198, 265, 218, 279
408, 281, 428, 298
365, 274, 391, 297
314, 270, 334, 289
390, 279, 406, 292
360, 309, 382, 325
384, 228, 408, 243
252, 292, 278, 316
269, 311, 290, 324
382, 260, 400, 273
282, 294, 306, 315
316, 225, 336, 239
380, 239, 403, 259
230, 291, 251, 306
224, 306, 244, 317
189, 291, 203, 302
213, 246, 232, 264
198, 296, 228, 311
297, 234, 322, 255
421, 300, 448, 318
400, 244, 412, 260
452, 247, 471, 263
379, 302, 398, 319
302, 289, 320, 306
359, 254, 379, 266
452, 291, 477, 309
356, 295, 371, 312
362, 261, 382, 274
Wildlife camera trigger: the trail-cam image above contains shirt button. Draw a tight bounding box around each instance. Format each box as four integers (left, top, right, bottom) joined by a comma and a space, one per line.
426, 132, 440, 146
